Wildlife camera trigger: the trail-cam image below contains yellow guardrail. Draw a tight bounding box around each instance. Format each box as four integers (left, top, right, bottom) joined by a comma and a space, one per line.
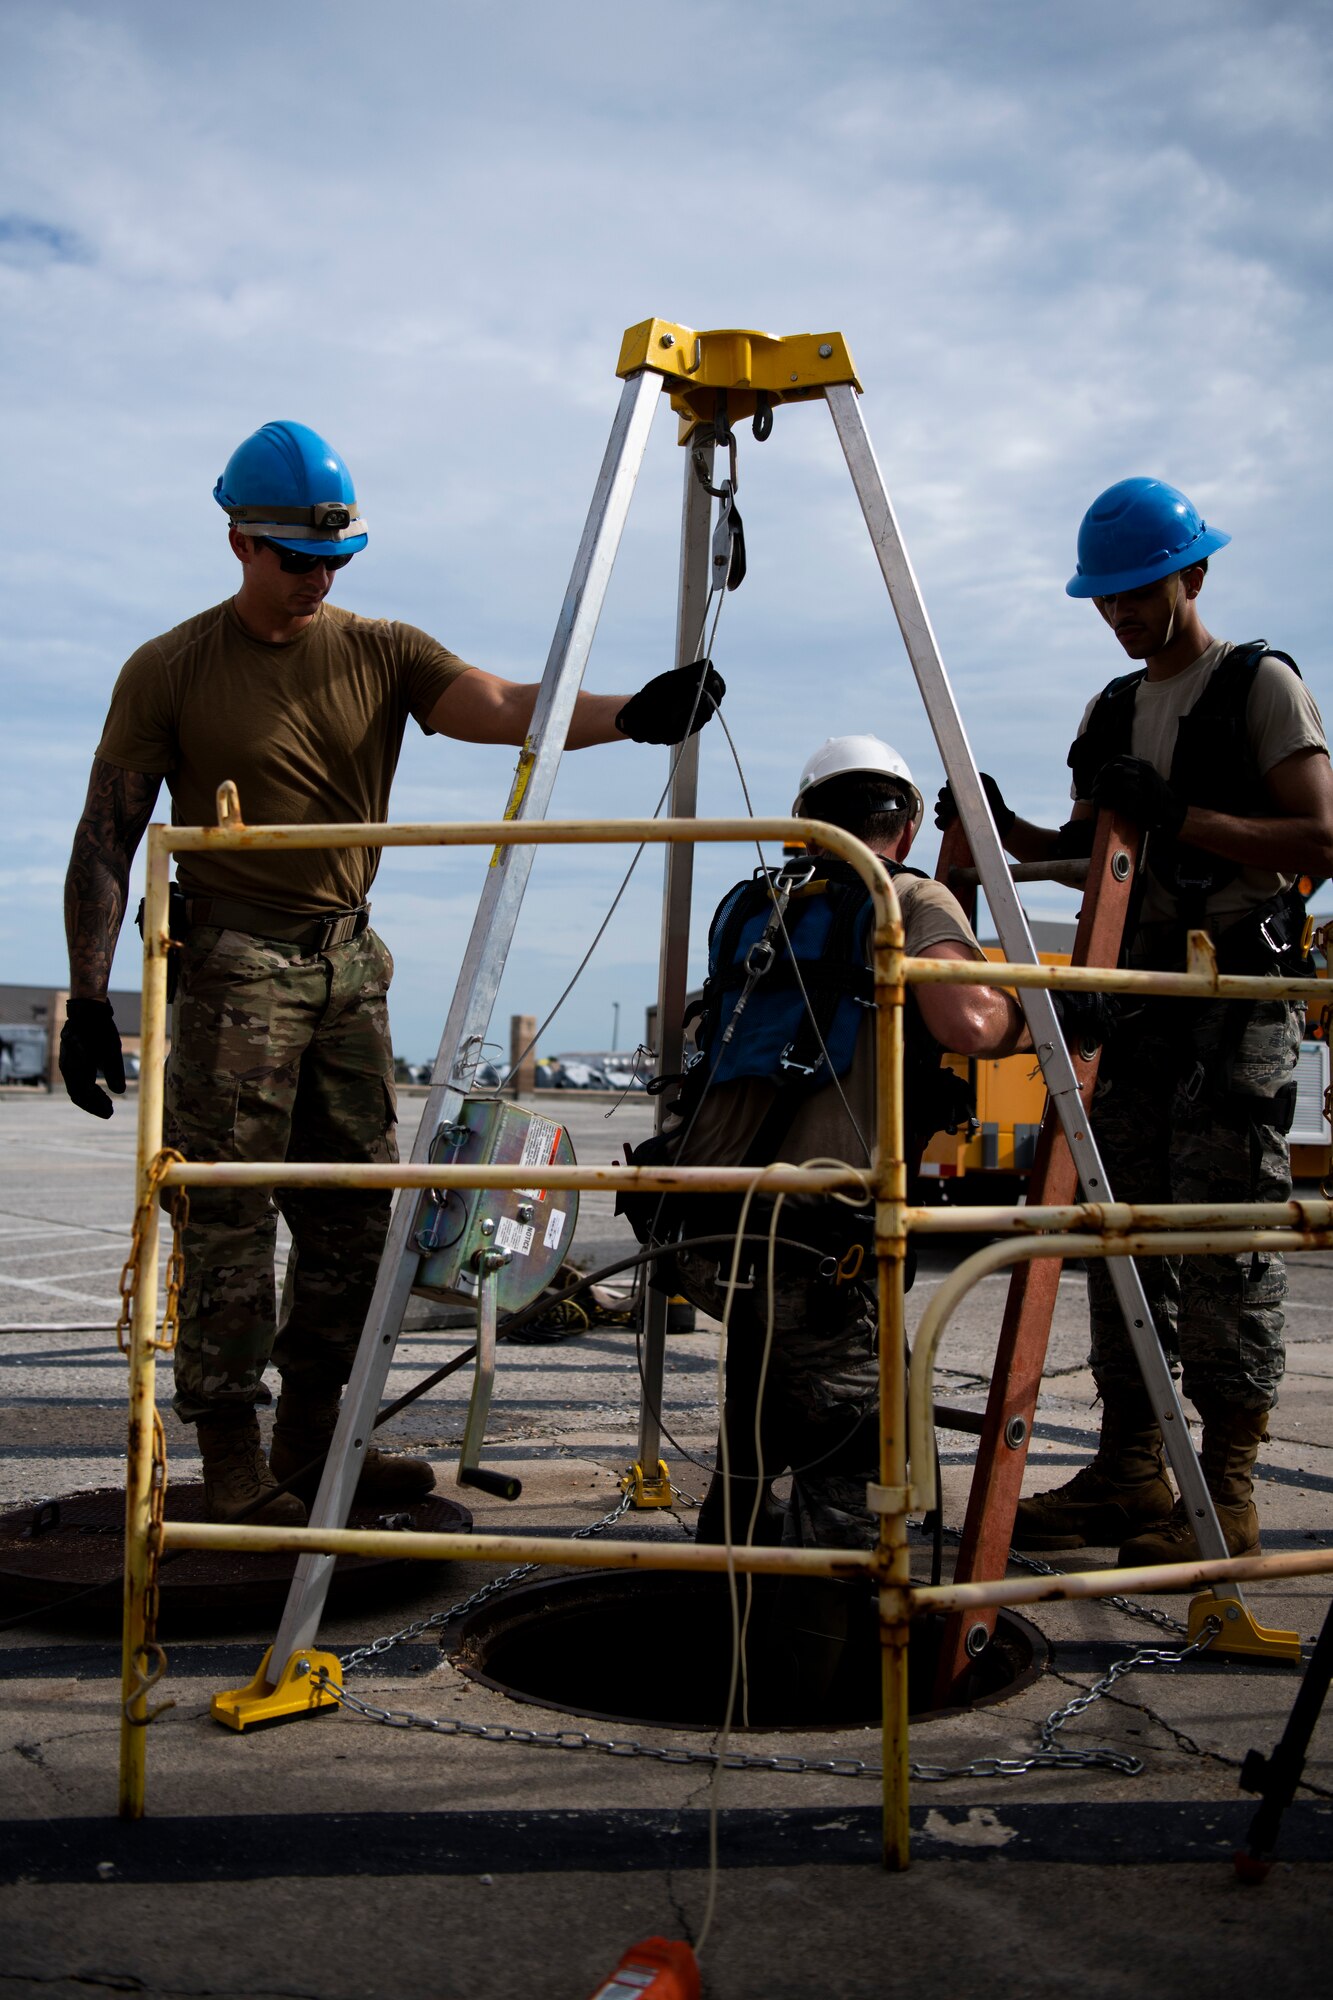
118, 793, 1333, 1868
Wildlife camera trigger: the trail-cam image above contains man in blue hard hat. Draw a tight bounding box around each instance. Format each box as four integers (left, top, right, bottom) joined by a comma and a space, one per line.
937, 476, 1333, 1565
59, 420, 725, 1526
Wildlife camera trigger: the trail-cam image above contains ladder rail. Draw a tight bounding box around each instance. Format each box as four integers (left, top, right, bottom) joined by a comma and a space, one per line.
930, 809, 1135, 1693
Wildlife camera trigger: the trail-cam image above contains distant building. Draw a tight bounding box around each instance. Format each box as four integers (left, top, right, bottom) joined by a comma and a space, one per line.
0, 985, 146, 1090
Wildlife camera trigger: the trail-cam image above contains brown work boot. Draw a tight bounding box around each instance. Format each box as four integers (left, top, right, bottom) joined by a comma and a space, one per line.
270, 1386, 436, 1509
197, 1411, 307, 1527
1013, 1389, 1174, 1551
1118, 1401, 1266, 1566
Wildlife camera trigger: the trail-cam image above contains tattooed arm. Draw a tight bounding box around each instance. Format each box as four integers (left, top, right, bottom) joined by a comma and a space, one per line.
65, 759, 163, 998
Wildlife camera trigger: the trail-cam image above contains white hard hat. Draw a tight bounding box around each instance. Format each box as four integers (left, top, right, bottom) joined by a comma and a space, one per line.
792, 735, 924, 834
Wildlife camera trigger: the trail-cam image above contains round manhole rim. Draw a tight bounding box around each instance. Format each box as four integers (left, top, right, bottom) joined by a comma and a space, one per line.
448, 1564, 1050, 1733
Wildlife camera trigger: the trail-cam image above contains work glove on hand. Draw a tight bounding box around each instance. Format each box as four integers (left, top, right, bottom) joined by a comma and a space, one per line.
1051, 988, 1119, 1053
933, 771, 1015, 840
1090, 756, 1186, 838
616, 660, 726, 746
1053, 817, 1096, 859
59, 999, 126, 1119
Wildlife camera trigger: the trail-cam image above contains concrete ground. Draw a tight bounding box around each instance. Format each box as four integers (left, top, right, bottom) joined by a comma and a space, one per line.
1, 1088, 1331, 1998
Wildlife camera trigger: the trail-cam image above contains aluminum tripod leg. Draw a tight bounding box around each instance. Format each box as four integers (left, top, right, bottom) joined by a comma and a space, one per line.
456, 1257, 520, 1501
633, 438, 716, 1494
825, 383, 1235, 1579
267, 368, 662, 1670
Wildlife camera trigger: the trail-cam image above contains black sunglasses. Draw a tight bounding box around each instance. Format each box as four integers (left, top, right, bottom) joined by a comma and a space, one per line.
258, 538, 355, 575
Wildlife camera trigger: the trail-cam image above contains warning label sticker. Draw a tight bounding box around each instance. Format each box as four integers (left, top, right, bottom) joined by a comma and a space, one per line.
517, 1116, 562, 1201
495, 1216, 535, 1258
543, 1208, 565, 1251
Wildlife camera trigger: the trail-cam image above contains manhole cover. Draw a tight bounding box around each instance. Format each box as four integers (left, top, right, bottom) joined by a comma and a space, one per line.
0, 1483, 472, 1634
452, 1568, 1047, 1729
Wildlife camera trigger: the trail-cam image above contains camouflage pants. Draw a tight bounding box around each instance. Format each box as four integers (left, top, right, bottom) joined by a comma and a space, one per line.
1087, 997, 1302, 1411
702, 1253, 881, 1550
166, 925, 397, 1423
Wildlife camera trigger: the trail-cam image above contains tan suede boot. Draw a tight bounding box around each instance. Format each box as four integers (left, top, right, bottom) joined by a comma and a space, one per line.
270, 1386, 436, 1509
197, 1412, 307, 1526
1013, 1388, 1174, 1551
1118, 1401, 1267, 1565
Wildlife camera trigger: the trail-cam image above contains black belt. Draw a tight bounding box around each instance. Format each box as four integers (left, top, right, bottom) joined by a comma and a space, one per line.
185, 895, 371, 951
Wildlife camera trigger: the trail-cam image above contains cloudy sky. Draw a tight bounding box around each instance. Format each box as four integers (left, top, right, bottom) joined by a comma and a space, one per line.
3, 0, 1330, 1063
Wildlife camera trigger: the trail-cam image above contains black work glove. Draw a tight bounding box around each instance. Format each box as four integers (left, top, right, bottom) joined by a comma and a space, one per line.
59, 999, 126, 1119
1053, 817, 1096, 859
615, 659, 726, 745
1090, 756, 1186, 838
1051, 989, 1119, 1053
933, 771, 1015, 839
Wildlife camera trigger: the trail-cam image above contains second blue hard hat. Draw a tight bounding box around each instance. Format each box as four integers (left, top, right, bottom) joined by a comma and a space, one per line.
214, 421, 368, 557
1066, 477, 1228, 598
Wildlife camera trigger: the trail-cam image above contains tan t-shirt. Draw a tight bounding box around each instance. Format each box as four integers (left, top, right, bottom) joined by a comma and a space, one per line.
1071, 640, 1329, 929
96, 599, 472, 912
679, 870, 986, 1174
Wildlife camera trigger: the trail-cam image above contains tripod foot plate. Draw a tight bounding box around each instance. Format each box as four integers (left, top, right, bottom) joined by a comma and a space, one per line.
623, 1460, 675, 1509
211, 1644, 344, 1732
1189, 1593, 1302, 1664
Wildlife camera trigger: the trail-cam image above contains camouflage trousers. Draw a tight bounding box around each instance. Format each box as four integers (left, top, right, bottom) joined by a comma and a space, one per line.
689, 1249, 881, 1550
1087, 996, 1302, 1412
165, 924, 397, 1423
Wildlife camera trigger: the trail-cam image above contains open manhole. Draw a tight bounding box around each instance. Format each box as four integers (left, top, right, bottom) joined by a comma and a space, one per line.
451, 1569, 1047, 1729
0, 1483, 471, 1634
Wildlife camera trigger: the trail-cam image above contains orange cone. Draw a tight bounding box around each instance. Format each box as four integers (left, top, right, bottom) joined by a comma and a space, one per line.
586, 1936, 701, 1999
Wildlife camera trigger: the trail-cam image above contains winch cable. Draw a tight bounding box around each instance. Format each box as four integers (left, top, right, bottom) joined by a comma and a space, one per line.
500, 578, 731, 1092
698, 1170, 769, 1958
699, 1158, 870, 1956
0, 1204, 885, 1643
0, 1229, 829, 1637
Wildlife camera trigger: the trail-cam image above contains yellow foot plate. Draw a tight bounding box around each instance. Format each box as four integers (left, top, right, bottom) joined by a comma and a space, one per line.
210, 1645, 344, 1732
1188, 1593, 1302, 1664
622, 1459, 675, 1510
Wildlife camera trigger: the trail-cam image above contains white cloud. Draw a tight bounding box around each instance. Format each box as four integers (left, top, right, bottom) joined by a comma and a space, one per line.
3, 0, 1330, 1056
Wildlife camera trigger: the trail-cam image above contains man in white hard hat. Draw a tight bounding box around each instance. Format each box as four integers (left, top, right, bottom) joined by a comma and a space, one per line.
60, 420, 726, 1528
626, 736, 1098, 1553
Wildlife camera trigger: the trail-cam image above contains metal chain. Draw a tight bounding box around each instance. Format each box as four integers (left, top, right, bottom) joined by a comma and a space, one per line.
1037, 1616, 1220, 1758
116, 1149, 190, 1355
315, 1620, 1220, 1784
1000, 1540, 1187, 1636
315, 1507, 1222, 1784
336, 1488, 635, 1675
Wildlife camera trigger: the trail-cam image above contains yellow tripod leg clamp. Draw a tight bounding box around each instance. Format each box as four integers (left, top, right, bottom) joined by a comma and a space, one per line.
622, 1459, 675, 1509
211, 1644, 344, 1732
1188, 1592, 1302, 1664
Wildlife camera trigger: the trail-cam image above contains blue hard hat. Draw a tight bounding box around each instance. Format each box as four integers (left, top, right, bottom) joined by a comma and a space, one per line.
1066, 477, 1228, 598
213, 420, 368, 556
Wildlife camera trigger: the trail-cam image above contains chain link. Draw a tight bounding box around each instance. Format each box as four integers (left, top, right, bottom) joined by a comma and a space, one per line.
1000, 1540, 1187, 1636
117, 1149, 190, 1355
1037, 1616, 1220, 1757
337, 1487, 635, 1674
314, 1506, 1223, 1784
